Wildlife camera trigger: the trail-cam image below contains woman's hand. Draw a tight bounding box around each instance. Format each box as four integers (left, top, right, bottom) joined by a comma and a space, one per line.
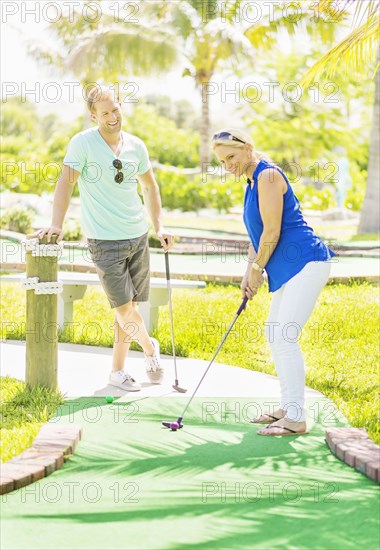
242, 267, 264, 300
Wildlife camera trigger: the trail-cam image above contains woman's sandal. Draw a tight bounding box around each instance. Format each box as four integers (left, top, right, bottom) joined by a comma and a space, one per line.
257, 424, 309, 436
250, 413, 283, 424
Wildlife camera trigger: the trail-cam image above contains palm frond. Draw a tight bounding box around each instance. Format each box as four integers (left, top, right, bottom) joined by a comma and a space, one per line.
26, 41, 66, 71
317, 0, 354, 21
244, 7, 316, 51
204, 19, 256, 56
317, 0, 380, 28
300, 12, 380, 86
66, 24, 179, 78
142, 0, 201, 39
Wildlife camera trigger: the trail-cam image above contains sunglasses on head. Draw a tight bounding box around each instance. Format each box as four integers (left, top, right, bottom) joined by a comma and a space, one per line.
113, 159, 124, 183
212, 131, 246, 144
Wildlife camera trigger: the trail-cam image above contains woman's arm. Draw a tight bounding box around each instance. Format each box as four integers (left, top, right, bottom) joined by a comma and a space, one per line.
244, 168, 285, 299
245, 243, 257, 272
255, 168, 286, 269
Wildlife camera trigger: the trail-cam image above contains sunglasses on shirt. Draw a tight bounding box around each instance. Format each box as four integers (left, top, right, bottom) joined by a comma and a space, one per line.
212, 131, 246, 144
113, 159, 124, 183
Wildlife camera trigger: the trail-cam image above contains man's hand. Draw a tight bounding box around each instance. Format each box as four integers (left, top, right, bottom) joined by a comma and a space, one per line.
157, 229, 175, 252
32, 225, 64, 243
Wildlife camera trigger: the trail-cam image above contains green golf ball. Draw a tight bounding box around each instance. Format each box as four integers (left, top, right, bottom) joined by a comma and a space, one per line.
105, 396, 114, 403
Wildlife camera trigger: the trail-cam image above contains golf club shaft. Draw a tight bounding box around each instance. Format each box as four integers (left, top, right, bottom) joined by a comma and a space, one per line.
179, 296, 248, 419
165, 252, 179, 381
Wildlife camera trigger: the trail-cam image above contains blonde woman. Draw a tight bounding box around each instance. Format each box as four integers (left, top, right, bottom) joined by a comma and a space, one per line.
212, 129, 335, 436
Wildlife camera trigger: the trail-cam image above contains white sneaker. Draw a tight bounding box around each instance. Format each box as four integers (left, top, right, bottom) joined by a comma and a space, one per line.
145, 338, 164, 384
109, 370, 141, 391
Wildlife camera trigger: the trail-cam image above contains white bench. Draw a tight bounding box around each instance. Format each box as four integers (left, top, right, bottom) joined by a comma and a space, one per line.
1, 271, 206, 332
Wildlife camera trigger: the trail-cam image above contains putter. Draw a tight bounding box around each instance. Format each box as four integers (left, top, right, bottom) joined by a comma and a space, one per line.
164, 246, 187, 393
162, 296, 248, 430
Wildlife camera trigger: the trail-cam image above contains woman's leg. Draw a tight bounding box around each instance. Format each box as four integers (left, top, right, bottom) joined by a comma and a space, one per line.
260, 261, 331, 431
261, 286, 288, 418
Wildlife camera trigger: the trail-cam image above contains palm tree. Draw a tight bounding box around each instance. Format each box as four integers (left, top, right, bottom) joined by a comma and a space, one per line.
27, 0, 179, 127
301, 0, 380, 233
144, 0, 255, 164
144, 0, 323, 165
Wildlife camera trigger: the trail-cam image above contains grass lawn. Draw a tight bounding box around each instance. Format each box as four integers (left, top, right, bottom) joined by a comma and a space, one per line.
0, 376, 64, 462
1, 280, 379, 461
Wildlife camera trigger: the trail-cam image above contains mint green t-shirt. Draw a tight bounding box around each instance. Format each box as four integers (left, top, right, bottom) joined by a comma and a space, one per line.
63, 127, 151, 239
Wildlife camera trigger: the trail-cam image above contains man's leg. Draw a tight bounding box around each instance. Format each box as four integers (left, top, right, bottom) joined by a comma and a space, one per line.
114, 301, 154, 356
114, 299, 163, 384
108, 302, 144, 391
111, 312, 133, 373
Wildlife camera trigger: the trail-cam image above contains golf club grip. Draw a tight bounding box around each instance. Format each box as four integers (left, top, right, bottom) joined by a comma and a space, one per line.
237, 296, 248, 315
164, 251, 170, 280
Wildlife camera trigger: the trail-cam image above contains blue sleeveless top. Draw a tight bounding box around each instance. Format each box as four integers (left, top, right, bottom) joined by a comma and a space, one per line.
243, 160, 335, 292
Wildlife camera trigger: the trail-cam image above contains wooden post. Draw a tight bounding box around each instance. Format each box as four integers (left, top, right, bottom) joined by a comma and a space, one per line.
25, 235, 59, 390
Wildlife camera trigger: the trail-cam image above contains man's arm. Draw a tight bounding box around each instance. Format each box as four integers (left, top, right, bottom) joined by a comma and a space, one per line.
34, 165, 80, 242
138, 168, 174, 251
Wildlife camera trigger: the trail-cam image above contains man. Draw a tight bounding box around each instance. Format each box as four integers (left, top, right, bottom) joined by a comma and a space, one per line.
35, 85, 174, 391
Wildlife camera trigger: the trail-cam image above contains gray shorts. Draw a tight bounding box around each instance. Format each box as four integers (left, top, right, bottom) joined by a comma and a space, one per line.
87, 233, 150, 308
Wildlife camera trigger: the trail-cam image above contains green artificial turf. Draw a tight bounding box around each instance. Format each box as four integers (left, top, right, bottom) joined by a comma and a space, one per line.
1, 281, 379, 449
1, 397, 379, 550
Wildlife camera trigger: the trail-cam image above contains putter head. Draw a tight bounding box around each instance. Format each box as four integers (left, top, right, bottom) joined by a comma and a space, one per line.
173, 384, 187, 393
162, 420, 182, 431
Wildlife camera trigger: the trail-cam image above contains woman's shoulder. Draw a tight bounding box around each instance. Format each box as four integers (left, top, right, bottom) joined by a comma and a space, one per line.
256, 160, 285, 179
256, 160, 290, 194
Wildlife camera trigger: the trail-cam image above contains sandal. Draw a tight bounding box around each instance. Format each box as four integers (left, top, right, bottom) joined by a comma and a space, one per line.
257, 423, 309, 436
250, 413, 284, 424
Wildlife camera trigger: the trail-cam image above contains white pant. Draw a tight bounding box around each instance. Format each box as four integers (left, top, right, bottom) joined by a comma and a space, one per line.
264, 261, 332, 421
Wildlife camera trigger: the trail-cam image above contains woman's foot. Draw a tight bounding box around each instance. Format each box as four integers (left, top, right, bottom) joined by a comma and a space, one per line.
250, 408, 285, 424
257, 417, 308, 436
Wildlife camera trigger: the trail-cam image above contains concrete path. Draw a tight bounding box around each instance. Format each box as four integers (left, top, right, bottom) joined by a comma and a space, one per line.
1, 340, 323, 403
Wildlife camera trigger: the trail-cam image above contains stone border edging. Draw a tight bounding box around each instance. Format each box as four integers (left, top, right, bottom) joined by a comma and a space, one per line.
325, 428, 380, 483
0, 424, 83, 495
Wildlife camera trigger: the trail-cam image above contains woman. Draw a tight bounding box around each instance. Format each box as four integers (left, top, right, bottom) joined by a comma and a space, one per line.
212, 129, 335, 436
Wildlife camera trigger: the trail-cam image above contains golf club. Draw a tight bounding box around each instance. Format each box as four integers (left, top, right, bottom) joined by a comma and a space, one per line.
162, 296, 248, 430
164, 244, 187, 393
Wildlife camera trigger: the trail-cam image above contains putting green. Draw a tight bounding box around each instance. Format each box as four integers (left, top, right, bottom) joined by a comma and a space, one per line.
2, 397, 379, 550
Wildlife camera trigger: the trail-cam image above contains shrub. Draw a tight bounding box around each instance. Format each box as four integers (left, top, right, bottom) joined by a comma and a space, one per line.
148, 227, 162, 248
345, 165, 367, 211
63, 219, 82, 241
294, 184, 336, 210
156, 169, 245, 212
126, 104, 200, 167
0, 206, 35, 233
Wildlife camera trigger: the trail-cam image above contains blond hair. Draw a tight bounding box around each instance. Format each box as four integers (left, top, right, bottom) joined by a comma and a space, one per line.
85, 85, 120, 113
211, 128, 272, 162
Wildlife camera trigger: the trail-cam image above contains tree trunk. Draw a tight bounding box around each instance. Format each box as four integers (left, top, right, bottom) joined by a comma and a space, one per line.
200, 81, 211, 166
358, 59, 380, 234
